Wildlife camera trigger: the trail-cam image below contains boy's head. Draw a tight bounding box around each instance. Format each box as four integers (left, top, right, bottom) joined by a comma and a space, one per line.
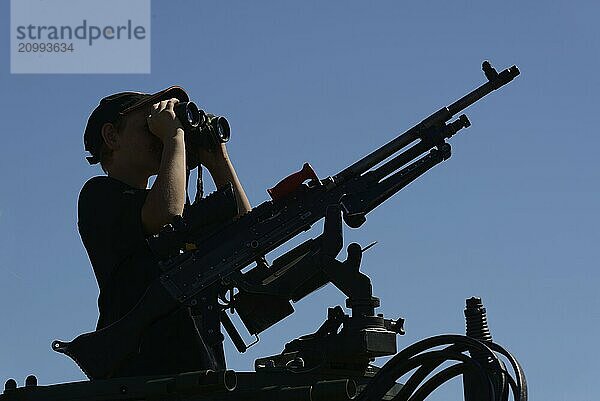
83, 86, 189, 173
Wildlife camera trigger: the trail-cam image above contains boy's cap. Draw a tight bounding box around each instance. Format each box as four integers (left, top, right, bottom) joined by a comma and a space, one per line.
83, 86, 189, 164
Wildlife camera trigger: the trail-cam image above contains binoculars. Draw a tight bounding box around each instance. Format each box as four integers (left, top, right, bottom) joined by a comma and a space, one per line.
174, 101, 230, 149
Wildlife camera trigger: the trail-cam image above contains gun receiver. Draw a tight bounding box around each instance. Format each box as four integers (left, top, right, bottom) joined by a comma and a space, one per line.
52, 61, 519, 379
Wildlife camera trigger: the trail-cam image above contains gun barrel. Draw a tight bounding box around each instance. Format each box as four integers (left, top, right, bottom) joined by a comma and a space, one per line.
448, 64, 520, 115
332, 119, 432, 183
333, 63, 519, 183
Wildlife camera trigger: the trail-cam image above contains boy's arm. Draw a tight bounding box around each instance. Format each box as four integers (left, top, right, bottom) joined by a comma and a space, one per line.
142, 99, 187, 234
197, 144, 252, 215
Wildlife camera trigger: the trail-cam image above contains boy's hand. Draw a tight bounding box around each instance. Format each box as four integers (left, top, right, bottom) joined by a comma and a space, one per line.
147, 98, 184, 142
191, 143, 230, 172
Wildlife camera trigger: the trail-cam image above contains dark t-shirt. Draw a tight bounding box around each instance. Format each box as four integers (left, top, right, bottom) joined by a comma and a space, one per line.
78, 176, 222, 377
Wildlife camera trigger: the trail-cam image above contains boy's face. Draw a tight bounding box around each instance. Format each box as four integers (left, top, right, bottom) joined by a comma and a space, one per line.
115, 104, 163, 176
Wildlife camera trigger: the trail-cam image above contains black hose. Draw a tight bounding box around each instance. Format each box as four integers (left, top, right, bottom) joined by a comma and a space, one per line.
356, 334, 530, 401
408, 364, 468, 401
487, 342, 527, 401
356, 335, 501, 401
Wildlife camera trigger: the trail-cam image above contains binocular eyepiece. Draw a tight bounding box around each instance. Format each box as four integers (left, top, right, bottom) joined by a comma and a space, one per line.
174, 101, 230, 148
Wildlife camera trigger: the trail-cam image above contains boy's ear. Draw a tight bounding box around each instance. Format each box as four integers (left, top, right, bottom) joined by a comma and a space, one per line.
101, 122, 120, 151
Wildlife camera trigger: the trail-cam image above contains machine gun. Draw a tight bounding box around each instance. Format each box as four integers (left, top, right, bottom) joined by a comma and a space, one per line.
51, 61, 520, 382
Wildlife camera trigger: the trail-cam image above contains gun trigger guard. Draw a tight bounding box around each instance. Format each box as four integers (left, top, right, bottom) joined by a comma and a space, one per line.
248, 334, 260, 348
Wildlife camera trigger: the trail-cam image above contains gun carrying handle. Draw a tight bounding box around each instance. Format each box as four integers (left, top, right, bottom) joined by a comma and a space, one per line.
268, 163, 319, 201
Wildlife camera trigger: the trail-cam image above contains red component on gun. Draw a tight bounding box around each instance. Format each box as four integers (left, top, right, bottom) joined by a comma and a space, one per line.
267, 163, 319, 201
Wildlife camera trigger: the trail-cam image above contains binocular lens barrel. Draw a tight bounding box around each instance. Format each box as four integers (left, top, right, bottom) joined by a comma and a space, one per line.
173, 101, 231, 147
210, 115, 231, 143
174, 101, 204, 129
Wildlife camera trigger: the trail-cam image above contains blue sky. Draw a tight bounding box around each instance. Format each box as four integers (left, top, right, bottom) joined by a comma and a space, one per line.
1, 1, 598, 400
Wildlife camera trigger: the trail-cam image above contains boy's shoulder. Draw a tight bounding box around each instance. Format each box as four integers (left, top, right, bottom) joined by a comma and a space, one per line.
81, 176, 140, 194
80, 176, 118, 198
79, 176, 145, 206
